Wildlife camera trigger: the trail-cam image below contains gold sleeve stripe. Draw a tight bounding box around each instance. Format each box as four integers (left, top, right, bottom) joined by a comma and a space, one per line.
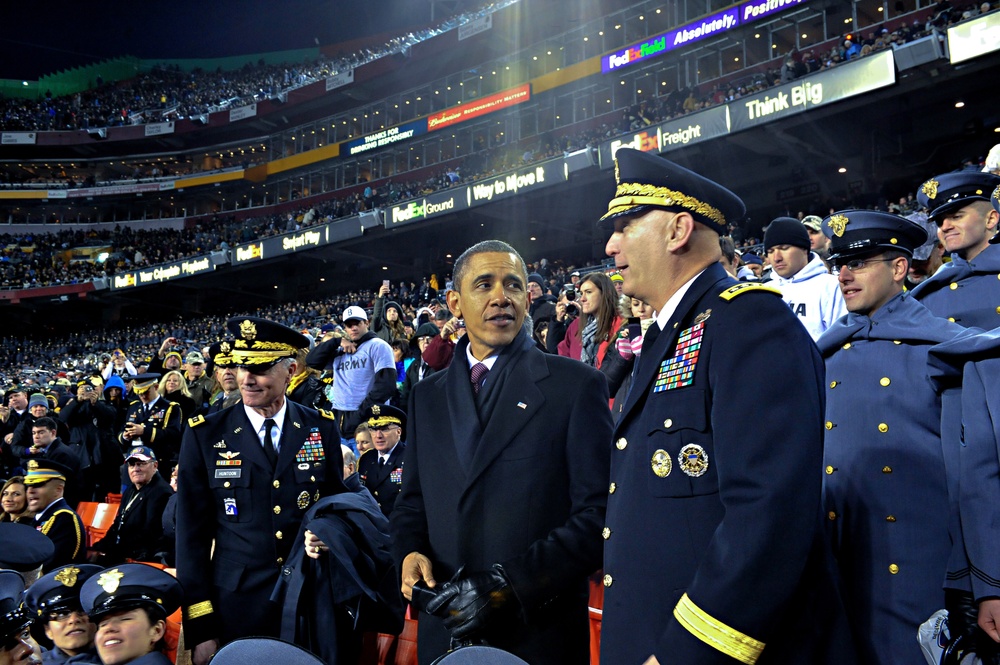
673, 593, 765, 665
185, 601, 214, 619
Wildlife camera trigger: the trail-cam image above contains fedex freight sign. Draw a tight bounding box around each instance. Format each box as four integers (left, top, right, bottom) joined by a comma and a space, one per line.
602, 0, 806, 72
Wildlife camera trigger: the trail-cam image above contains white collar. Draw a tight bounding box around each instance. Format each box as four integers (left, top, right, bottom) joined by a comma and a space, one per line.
654, 269, 706, 331
243, 400, 288, 438
465, 343, 500, 371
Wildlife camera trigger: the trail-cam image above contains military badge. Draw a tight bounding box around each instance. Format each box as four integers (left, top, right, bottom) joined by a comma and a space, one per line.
693, 309, 712, 325
54, 567, 80, 587
651, 449, 672, 478
678, 444, 709, 477
220, 341, 231, 353
298, 462, 310, 471
213, 442, 227, 449
97, 569, 124, 594
219, 451, 240, 459
921, 178, 939, 200
390, 468, 403, 484
371, 405, 381, 416
827, 214, 849, 237
224, 498, 238, 516
313, 490, 320, 502
297, 491, 310, 510
239, 319, 257, 340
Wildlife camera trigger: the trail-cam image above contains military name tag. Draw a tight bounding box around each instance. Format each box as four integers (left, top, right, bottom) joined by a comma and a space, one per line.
215, 469, 242, 479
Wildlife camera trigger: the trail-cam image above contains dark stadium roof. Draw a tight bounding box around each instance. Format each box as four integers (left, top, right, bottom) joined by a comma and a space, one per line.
0, 0, 433, 80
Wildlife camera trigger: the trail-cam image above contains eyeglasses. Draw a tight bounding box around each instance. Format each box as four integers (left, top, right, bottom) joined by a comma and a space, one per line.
126, 459, 151, 467
47, 606, 85, 622
833, 257, 896, 272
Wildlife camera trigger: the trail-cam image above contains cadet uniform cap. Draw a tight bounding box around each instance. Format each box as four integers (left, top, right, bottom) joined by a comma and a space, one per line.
916, 171, 1000, 221
822, 209, 929, 261
212, 637, 325, 665
0, 570, 31, 641
226, 317, 309, 368
0, 523, 55, 572
24, 564, 104, 619
599, 148, 746, 234
79, 563, 182, 623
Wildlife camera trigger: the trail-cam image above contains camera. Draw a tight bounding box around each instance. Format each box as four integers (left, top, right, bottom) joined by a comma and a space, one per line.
564, 284, 576, 301
565, 302, 580, 317
83, 385, 94, 393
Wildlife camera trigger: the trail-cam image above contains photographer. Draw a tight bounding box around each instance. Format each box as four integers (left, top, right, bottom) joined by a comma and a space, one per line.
100, 349, 137, 380
545, 283, 582, 354
60, 380, 121, 502
547, 272, 622, 369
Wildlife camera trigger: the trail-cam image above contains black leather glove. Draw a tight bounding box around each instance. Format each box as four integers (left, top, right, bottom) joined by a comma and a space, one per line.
424, 565, 516, 639
947, 589, 979, 642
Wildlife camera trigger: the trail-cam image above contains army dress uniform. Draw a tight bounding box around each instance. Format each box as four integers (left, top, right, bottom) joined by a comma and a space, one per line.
356, 404, 406, 518
176, 318, 347, 646
118, 374, 183, 474
910, 172, 1000, 329
599, 149, 855, 665
24, 459, 87, 573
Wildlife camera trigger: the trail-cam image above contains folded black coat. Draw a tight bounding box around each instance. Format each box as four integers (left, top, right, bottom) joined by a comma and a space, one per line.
272, 490, 405, 665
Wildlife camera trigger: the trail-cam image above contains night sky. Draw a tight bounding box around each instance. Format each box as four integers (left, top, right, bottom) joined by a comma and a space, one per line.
0, 0, 434, 80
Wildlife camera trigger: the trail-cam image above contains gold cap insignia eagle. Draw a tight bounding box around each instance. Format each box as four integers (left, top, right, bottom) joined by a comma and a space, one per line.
220, 341, 231, 353
239, 320, 257, 340
828, 214, 850, 238
97, 569, 124, 594
371, 405, 380, 416
27, 460, 38, 470
921, 179, 939, 200
54, 567, 80, 587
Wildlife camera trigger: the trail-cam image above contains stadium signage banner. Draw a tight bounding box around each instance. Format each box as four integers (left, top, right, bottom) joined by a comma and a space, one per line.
657, 105, 730, 153
729, 50, 895, 130
388, 189, 468, 227
2, 132, 37, 145
344, 120, 428, 156
111, 255, 215, 290
427, 84, 531, 131
230, 104, 257, 122
467, 158, 567, 206
948, 11, 1000, 64
325, 70, 354, 91
144, 122, 175, 137
233, 242, 263, 264
459, 14, 492, 40
602, 0, 807, 73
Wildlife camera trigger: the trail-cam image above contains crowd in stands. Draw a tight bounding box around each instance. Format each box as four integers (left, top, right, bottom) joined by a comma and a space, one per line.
0, 1, 516, 133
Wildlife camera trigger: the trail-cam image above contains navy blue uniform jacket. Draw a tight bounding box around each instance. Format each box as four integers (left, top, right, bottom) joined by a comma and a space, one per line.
601, 263, 857, 665
910, 243, 1000, 329
176, 400, 347, 645
391, 332, 613, 665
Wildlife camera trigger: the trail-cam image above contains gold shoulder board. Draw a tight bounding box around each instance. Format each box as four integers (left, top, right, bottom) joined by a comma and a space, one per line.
719, 283, 783, 301
318, 409, 336, 421
188, 415, 207, 428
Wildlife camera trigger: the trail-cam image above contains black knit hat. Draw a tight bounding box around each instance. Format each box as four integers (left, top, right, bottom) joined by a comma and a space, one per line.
764, 217, 810, 251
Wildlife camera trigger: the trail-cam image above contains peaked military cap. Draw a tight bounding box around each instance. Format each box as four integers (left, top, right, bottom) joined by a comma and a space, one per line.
212, 637, 326, 665
0, 570, 31, 641
822, 210, 928, 261
129, 373, 161, 394
208, 340, 236, 369
226, 317, 309, 368
916, 171, 1000, 221
0, 522, 54, 571
80, 563, 182, 623
362, 403, 406, 440
599, 148, 746, 234
23, 564, 103, 619
23, 458, 74, 486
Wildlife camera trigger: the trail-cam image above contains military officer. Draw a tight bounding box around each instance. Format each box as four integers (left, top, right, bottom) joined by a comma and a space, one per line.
23, 459, 87, 573
118, 374, 183, 475
356, 404, 406, 518
910, 171, 1000, 328
816, 210, 972, 663
23, 564, 103, 664
176, 317, 347, 665
598, 148, 855, 664
207, 341, 241, 414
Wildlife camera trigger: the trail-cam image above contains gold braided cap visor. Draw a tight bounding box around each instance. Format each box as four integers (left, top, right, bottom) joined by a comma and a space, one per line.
600, 182, 726, 230
368, 415, 403, 428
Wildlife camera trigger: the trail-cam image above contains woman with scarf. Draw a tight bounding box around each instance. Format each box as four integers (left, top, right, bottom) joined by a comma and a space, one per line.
549, 272, 622, 369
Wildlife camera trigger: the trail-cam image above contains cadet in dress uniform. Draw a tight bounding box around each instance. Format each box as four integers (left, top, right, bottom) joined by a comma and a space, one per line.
23, 564, 102, 665
910, 171, 1000, 328
0, 569, 43, 665
598, 149, 855, 665
118, 374, 183, 476
79, 563, 182, 665
356, 404, 405, 517
23, 460, 87, 574
176, 317, 347, 665
816, 210, 972, 664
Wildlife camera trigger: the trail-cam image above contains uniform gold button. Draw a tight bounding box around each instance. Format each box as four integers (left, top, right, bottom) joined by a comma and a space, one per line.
275, 531, 283, 539
996, 306, 1000, 315
889, 237, 898, 245
277, 557, 284, 565
949, 317, 956, 323
828, 511, 836, 520
880, 377, 890, 387
949, 283, 958, 290
273, 480, 280, 489
616, 438, 628, 450
310, 476, 316, 482
882, 466, 892, 474
878, 423, 888, 433
886, 515, 896, 522
889, 564, 899, 574
602, 527, 611, 540
825, 465, 835, 475
842, 343, 852, 350
609, 483, 617, 494
825, 421, 834, 430
830, 381, 837, 389
603, 574, 613, 587
224, 482, 231, 488
893, 340, 902, 345
273, 506, 281, 515
663, 419, 673, 429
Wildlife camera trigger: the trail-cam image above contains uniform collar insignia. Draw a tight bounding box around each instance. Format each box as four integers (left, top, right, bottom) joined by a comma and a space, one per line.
292, 422, 301, 429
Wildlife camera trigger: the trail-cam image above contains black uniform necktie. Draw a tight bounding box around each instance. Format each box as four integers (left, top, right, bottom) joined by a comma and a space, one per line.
262, 418, 278, 468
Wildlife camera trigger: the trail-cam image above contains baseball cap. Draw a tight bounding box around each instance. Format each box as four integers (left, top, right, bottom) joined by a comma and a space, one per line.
342, 306, 368, 323
126, 446, 157, 463
186, 351, 205, 365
